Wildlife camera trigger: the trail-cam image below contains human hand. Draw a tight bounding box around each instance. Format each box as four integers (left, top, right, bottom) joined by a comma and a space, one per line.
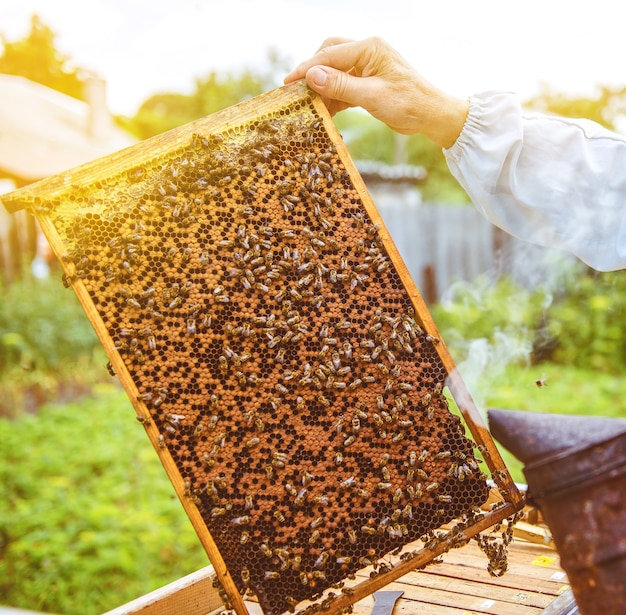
284, 37, 468, 149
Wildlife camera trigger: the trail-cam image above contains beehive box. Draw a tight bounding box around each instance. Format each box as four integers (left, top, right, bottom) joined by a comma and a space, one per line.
2, 81, 523, 615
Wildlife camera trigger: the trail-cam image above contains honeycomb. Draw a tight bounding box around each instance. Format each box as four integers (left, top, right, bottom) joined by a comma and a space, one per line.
4, 83, 511, 615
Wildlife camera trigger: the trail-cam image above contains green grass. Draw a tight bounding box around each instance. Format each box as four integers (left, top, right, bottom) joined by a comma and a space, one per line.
0, 384, 208, 615
457, 361, 626, 482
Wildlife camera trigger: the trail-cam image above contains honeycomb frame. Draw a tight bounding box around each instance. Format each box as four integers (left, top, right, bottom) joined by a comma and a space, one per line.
2, 81, 523, 615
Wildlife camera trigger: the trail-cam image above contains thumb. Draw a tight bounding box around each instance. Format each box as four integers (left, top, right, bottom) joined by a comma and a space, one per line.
305, 65, 363, 108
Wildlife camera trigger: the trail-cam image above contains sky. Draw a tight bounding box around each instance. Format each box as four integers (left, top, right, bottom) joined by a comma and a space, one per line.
1, 0, 625, 117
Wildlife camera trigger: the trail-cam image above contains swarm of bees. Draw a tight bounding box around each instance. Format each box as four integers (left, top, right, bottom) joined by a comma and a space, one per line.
42, 88, 490, 615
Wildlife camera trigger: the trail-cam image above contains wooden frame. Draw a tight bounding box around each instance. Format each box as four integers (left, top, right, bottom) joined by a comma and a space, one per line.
102, 523, 576, 615
2, 81, 524, 615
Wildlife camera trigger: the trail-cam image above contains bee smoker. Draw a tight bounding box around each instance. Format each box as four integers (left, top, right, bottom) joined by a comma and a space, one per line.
488, 409, 626, 615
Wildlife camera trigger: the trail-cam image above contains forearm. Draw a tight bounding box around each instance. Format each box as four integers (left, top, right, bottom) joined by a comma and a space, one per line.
445, 91, 626, 271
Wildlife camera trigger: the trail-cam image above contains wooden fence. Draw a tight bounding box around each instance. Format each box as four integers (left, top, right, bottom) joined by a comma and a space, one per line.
0, 191, 551, 302
0, 194, 38, 282
379, 199, 559, 304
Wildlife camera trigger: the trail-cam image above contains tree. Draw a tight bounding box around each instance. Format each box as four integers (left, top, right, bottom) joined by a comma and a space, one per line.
525, 82, 626, 130
0, 14, 86, 100
123, 49, 290, 139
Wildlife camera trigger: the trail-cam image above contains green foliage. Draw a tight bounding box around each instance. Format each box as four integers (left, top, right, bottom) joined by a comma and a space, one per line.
0, 271, 106, 417
432, 275, 546, 361
0, 14, 86, 100
432, 265, 626, 376
0, 271, 99, 372
122, 51, 289, 139
0, 385, 208, 615
435, 270, 626, 483
542, 269, 626, 371
334, 110, 470, 203
525, 83, 626, 130
334, 111, 395, 162
474, 361, 626, 482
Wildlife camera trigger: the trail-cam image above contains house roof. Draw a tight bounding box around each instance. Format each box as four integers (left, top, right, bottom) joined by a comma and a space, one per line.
356, 159, 427, 184
0, 74, 136, 183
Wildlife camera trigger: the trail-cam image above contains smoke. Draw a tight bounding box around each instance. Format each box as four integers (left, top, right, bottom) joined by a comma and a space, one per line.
440, 239, 584, 417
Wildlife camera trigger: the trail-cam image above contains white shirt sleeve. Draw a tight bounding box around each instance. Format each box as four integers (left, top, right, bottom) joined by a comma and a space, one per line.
443, 91, 626, 271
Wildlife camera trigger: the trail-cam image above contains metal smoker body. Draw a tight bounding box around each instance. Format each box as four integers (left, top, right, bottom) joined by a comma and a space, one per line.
489, 409, 626, 615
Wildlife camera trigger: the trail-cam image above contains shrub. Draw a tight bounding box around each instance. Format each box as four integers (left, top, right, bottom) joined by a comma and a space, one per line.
432, 267, 626, 375
0, 385, 208, 615
0, 270, 107, 416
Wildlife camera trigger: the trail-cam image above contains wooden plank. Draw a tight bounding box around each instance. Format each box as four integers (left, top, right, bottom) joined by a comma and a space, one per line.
445, 551, 562, 575
538, 589, 579, 615
347, 537, 569, 615
350, 580, 543, 615
419, 563, 567, 597
303, 502, 521, 615
104, 532, 570, 615
396, 571, 556, 609
102, 566, 223, 615
351, 566, 564, 612
440, 550, 566, 584
511, 522, 555, 550
353, 594, 497, 615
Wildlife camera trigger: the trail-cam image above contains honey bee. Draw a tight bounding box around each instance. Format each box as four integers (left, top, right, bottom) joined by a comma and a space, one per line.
313, 495, 330, 506
231, 515, 250, 525
294, 488, 308, 507
245, 437, 260, 449
339, 476, 355, 491
348, 379, 362, 390
317, 394, 331, 408
292, 555, 302, 571
309, 530, 321, 545
313, 551, 329, 569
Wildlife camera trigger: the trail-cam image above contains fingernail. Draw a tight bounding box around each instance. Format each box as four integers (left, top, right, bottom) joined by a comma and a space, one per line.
308, 66, 328, 87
